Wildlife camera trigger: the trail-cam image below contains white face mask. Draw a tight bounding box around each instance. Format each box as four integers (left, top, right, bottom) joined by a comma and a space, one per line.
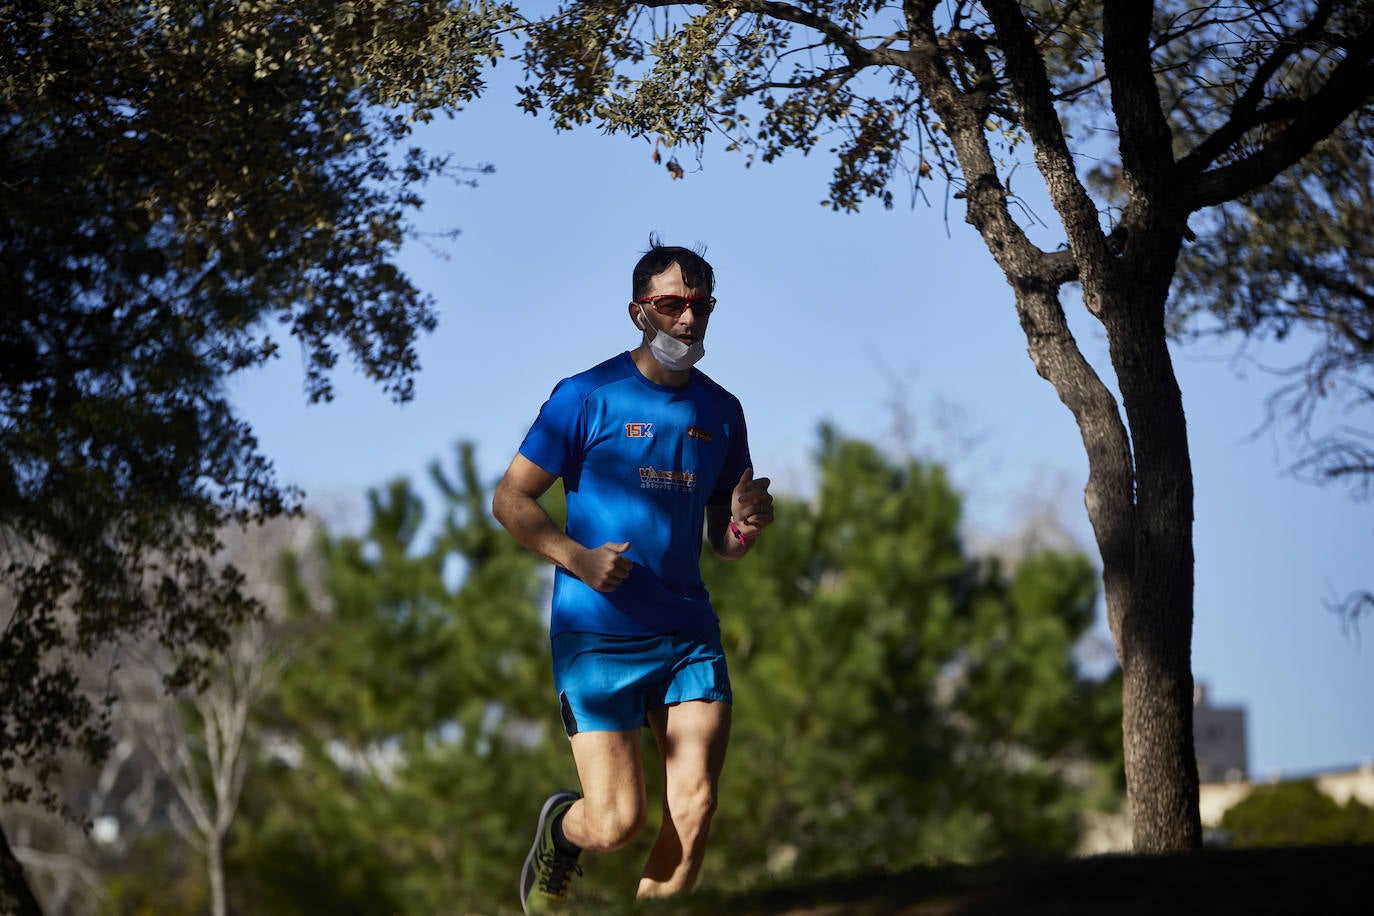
637, 304, 705, 372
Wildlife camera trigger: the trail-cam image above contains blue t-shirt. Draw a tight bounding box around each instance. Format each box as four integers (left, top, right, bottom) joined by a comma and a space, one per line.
518, 352, 752, 636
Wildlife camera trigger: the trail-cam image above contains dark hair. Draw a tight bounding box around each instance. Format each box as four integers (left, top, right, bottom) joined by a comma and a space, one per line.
631, 233, 715, 299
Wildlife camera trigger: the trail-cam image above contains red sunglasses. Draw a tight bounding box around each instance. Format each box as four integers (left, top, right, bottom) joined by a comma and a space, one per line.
633, 294, 716, 318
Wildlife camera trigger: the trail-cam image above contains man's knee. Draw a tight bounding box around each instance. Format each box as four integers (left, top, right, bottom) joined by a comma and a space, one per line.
670, 780, 719, 836
580, 795, 647, 851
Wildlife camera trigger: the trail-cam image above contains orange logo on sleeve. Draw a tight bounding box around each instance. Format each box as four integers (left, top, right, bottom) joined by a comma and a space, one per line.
687, 426, 712, 443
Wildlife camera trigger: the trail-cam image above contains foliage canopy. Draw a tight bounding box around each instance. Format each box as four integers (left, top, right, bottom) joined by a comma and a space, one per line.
0, 0, 513, 812
1220, 780, 1374, 847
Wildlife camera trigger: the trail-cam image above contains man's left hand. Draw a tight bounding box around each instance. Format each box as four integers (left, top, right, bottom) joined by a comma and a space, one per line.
730, 466, 774, 539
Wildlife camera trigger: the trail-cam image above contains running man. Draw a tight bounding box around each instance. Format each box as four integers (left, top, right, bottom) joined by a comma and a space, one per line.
493, 238, 774, 911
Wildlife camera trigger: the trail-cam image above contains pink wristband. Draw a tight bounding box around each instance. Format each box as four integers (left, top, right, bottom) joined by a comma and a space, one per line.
729, 518, 754, 546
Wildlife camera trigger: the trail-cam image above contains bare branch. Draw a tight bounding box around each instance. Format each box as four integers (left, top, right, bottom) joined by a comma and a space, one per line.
983, 0, 1111, 299
1327, 587, 1373, 644
1181, 1, 1339, 173
1185, 19, 1374, 208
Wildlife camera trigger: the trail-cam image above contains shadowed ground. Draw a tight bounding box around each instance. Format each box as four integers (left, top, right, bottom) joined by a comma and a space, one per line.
629, 845, 1374, 915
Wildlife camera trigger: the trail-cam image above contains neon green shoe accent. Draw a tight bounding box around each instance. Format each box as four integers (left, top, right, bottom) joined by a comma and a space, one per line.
520, 790, 582, 914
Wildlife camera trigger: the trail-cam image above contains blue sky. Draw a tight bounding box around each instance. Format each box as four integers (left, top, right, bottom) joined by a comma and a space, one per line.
230, 62, 1372, 780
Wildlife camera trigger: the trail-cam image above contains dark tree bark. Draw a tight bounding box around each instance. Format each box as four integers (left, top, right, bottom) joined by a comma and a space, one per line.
0, 825, 44, 916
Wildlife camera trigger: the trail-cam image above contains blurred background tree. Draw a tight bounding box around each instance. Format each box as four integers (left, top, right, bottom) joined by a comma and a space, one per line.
1220, 780, 1374, 848
702, 427, 1120, 886
1, 514, 319, 916
227, 444, 567, 916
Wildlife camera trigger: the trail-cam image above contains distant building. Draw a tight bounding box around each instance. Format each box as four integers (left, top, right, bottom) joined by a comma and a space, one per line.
1193, 682, 1248, 783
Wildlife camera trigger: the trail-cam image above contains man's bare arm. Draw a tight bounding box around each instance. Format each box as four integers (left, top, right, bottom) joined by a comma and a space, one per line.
492, 453, 632, 592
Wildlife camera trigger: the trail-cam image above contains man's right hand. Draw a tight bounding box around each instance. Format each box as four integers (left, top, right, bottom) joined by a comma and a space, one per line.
571, 541, 632, 592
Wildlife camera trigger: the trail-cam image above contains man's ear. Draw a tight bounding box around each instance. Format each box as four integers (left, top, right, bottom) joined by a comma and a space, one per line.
629, 303, 645, 330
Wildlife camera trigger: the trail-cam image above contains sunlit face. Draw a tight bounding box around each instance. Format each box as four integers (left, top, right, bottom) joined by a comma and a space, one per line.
629, 262, 711, 346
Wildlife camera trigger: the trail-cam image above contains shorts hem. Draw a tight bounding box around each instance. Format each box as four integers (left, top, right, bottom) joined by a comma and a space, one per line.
658, 690, 732, 708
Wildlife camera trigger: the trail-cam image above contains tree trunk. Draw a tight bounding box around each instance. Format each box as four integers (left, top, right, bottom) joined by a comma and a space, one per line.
1008, 283, 1201, 852
0, 824, 44, 916
910, 0, 1203, 851
996, 275, 1201, 852
1102, 275, 1203, 853
208, 833, 226, 916
989, 255, 1202, 853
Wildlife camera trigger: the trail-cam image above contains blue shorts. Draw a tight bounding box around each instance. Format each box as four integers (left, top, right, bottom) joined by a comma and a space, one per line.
550, 627, 732, 736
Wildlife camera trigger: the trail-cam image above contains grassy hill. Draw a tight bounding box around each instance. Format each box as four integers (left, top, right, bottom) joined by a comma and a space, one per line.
632, 845, 1374, 915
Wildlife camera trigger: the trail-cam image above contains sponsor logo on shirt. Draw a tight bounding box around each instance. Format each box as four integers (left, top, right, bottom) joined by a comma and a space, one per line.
639, 466, 697, 492
625, 422, 654, 438
687, 425, 712, 443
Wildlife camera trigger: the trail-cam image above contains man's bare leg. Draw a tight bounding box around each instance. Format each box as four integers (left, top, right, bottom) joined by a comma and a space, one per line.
561, 729, 648, 852
637, 700, 732, 898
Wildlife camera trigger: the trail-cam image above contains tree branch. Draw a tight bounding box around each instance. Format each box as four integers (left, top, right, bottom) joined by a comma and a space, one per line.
983, 0, 1110, 300
640, 0, 879, 68
1043, 247, 1080, 285
1185, 15, 1374, 209
729, 63, 862, 97
1102, 0, 1178, 200
1180, 0, 1338, 173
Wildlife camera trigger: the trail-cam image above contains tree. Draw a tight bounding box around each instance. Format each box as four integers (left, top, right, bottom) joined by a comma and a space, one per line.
1170, 118, 1374, 630
1173, 122, 1374, 491
515, 0, 1374, 851
0, 514, 320, 916
2, 733, 151, 916
231, 444, 569, 915
0, 0, 512, 907
702, 428, 1121, 885
1220, 780, 1374, 847
117, 517, 317, 916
